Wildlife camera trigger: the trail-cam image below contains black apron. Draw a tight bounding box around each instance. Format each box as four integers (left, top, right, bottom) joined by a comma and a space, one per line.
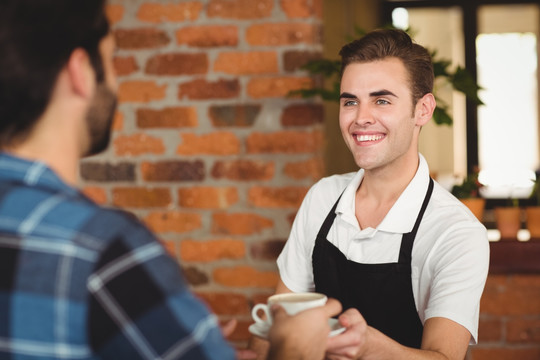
312, 178, 434, 348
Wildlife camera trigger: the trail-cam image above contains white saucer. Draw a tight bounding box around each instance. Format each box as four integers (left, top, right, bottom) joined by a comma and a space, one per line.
248, 318, 345, 339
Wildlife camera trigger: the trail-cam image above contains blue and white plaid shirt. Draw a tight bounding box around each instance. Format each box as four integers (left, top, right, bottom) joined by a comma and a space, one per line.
0, 152, 235, 360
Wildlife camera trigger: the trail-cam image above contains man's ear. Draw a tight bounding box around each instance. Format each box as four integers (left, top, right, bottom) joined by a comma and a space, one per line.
415, 93, 436, 126
66, 48, 95, 99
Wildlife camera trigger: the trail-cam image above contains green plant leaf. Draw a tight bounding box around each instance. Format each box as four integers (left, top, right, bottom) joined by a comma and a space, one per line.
450, 66, 484, 105
300, 59, 341, 78
432, 106, 453, 126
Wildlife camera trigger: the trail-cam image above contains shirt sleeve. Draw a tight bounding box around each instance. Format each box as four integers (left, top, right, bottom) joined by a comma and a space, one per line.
422, 222, 490, 345
277, 185, 318, 293
87, 219, 236, 360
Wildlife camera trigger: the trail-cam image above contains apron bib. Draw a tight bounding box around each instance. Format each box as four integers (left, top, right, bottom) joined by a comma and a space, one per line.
312, 178, 434, 348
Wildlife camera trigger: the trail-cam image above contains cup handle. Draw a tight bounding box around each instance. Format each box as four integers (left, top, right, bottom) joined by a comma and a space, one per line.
251, 303, 271, 325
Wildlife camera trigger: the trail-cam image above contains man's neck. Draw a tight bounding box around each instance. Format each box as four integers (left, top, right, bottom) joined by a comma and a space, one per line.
359, 153, 420, 203
7, 137, 81, 186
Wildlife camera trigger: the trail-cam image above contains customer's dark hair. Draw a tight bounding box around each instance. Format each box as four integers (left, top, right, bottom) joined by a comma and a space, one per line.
0, 0, 110, 147
339, 29, 434, 106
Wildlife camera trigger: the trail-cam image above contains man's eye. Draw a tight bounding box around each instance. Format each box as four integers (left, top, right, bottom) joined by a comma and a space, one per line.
376, 99, 389, 105
343, 100, 358, 106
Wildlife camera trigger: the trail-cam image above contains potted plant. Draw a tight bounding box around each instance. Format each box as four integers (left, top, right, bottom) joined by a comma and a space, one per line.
526, 173, 540, 239
451, 168, 485, 222
494, 196, 521, 241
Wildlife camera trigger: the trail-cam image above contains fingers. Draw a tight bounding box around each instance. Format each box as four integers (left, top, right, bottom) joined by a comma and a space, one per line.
221, 319, 237, 338
325, 311, 368, 359
235, 348, 258, 360
338, 308, 363, 328
323, 298, 342, 318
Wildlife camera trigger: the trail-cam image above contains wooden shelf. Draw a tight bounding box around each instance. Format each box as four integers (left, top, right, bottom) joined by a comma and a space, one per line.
489, 240, 540, 273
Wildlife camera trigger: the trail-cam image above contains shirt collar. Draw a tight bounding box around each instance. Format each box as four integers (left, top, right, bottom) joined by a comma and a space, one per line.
0, 152, 79, 197
335, 154, 431, 234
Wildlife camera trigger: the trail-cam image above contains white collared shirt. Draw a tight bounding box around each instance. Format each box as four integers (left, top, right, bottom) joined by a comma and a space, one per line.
277, 154, 489, 343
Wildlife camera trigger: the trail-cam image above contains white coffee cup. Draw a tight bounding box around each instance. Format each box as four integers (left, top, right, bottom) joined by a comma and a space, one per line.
251, 292, 327, 326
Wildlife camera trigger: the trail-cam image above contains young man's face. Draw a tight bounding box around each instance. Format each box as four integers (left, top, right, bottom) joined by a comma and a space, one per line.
84, 33, 118, 157
339, 57, 427, 172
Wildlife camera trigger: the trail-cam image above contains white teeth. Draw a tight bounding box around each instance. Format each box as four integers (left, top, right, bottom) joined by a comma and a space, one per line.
355, 134, 384, 142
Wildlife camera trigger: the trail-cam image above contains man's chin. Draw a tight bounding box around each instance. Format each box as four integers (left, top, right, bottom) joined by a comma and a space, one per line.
82, 137, 111, 158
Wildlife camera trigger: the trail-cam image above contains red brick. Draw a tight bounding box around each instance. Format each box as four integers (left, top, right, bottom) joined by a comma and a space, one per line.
209, 105, 261, 127
207, 0, 273, 19
212, 160, 274, 181
250, 239, 286, 260
469, 347, 540, 360
112, 111, 124, 131
246, 129, 323, 153
182, 266, 209, 286
113, 134, 165, 156
144, 211, 202, 233
313, 0, 323, 18
247, 76, 312, 98
113, 56, 139, 76
252, 292, 273, 306
137, 2, 203, 23
249, 186, 308, 208
196, 292, 250, 315
82, 186, 107, 205
137, 107, 198, 128
246, 23, 321, 45
213, 266, 279, 288
507, 318, 540, 343
284, 157, 324, 180
176, 132, 241, 155
212, 213, 273, 235
281, 0, 312, 18
481, 275, 540, 316
214, 51, 278, 75
281, 103, 324, 126
118, 81, 167, 103
178, 78, 240, 100
114, 28, 170, 49
478, 317, 503, 342
106, 4, 124, 24
145, 53, 208, 75
224, 320, 251, 342
80, 162, 135, 182
178, 187, 238, 209
283, 50, 322, 72
176, 25, 238, 47
180, 239, 245, 262
511, 274, 540, 288
112, 187, 172, 208
161, 240, 178, 258
141, 160, 204, 182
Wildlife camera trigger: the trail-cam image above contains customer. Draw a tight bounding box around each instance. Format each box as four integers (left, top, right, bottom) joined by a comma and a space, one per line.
0, 1, 340, 359
276, 29, 490, 359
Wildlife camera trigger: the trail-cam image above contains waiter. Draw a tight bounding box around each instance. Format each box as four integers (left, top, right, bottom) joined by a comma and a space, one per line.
275, 29, 489, 360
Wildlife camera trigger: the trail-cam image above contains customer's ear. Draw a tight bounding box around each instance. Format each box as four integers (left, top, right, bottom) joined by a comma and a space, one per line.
66, 48, 95, 99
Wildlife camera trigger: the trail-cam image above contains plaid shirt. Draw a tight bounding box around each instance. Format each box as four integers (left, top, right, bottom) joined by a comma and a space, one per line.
0, 153, 235, 360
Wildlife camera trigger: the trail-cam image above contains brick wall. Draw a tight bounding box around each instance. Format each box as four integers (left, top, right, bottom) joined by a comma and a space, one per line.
81, 0, 324, 345
467, 274, 540, 360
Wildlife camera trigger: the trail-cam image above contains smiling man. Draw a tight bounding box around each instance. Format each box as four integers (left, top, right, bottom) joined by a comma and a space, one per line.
275, 29, 490, 359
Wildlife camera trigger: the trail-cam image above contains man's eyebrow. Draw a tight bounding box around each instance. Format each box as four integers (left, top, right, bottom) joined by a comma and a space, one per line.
339, 92, 357, 99
370, 89, 397, 98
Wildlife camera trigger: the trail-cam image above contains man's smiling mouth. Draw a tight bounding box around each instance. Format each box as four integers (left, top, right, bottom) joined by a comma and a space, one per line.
354, 134, 385, 142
